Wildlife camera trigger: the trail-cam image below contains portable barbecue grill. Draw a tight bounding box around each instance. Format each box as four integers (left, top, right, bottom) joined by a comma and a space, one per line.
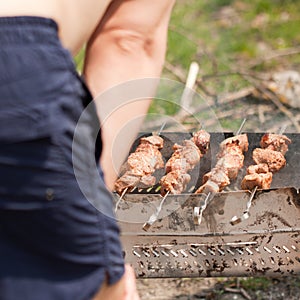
114, 132, 300, 278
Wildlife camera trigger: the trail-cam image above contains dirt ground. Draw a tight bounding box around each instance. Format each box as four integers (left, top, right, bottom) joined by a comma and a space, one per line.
137, 276, 300, 300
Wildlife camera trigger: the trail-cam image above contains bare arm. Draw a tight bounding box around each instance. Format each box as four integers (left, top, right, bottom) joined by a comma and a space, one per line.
83, 0, 175, 190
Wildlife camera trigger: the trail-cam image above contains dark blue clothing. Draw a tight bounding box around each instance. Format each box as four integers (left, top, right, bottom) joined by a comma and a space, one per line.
0, 16, 124, 300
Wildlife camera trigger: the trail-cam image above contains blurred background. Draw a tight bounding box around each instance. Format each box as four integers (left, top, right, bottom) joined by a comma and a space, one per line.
77, 0, 300, 134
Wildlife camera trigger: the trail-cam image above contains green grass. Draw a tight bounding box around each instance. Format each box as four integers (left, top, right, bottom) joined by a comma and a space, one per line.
74, 47, 85, 73
221, 277, 272, 291
165, 0, 300, 71
75, 0, 300, 123
239, 277, 272, 291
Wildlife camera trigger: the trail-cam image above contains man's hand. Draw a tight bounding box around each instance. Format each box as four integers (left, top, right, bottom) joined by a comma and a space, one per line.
93, 264, 140, 300
122, 264, 140, 300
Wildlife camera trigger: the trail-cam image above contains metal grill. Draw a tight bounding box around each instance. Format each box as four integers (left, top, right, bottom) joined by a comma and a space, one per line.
115, 132, 300, 277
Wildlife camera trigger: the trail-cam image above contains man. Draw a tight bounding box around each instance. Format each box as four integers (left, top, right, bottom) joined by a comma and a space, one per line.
0, 0, 175, 299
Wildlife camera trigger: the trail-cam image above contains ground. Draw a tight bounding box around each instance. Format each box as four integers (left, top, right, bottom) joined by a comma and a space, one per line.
137, 276, 300, 300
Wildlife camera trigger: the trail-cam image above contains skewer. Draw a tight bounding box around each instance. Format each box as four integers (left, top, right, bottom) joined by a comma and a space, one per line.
157, 121, 167, 136
114, 122, 167, 212
193, 118, 247, 225
236, 118, 247, 135
230, 125, 288, 225
114, 187, 128, 212
143, 191, 170, 231
193, 192, 211, 225
230, 186, 258, 225
143, 63, 202, 230
278, 124, 287, 135
134, 121, 167, 192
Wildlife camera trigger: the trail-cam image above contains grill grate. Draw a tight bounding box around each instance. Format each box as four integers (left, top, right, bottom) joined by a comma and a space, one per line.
129, 237, 299, 277
116, 132, 300, 277
118, 187, 300, 277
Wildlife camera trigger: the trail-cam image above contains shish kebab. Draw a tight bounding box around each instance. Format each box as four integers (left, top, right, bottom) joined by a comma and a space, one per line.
160, 129, 211, 196
142, 129, 211, 231
231, 132, 291, 225
241, 133, 291, 190
193, 119, 248, 225
114, 134, 165, 196
195, 133, 249, 195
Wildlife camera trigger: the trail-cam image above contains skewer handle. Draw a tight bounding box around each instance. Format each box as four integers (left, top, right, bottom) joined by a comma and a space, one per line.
142, 191, 170, 231
244, 186, 258, 214
114, 187, 129, 212
193, 192, 212, 225
230, 186, 258, 225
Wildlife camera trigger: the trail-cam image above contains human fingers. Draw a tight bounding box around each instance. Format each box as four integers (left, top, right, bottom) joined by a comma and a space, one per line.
123, 264, 140, 300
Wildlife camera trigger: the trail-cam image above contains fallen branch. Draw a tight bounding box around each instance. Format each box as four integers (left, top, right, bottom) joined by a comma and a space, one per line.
248, 46, 300, 69
164, 61, 186, 82
224, 287, 252, 300
242, 75, 300, 132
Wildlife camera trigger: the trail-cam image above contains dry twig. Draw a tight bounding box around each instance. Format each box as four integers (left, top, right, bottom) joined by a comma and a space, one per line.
242, 75, 300, 132
248, 46, 300, 69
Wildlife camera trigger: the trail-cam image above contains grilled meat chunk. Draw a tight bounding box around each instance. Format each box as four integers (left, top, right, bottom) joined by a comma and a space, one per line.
219, 134, 249, 154
115, 172, 157, 194
160, 171, 191, 195
114, 172, 141, 195
165, 157, 190, 174
260, 133, 291, 155
217, 144, 244, 158
192, 130, 211, 155
241, 172, 273, 190
181, 140, 202, 165
166, 140, 201, 173
202, 167, 230, 191
195, 180, 219, 194
140, 135, 164, 148
247, 163, 269, 174
127, 143, 164, 176
215, 154, 244, 180
216, 134, 247, 179
253, 148, 286, 173
139, 174, 157, 188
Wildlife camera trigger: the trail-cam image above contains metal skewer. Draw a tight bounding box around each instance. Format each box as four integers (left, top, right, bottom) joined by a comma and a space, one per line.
193, 118, 247, 225
114, 187, 128, 212
230, 186, 258, 225
142, 63, 200, 230
279, 124, 287, 135
236, 118, 247, 136
230, 125, 286, 225
143, 191, 170, 231
193, 192, 212, 225
115, 122, 167, 213
156, 121, 167, 136
229, 119, 257, 225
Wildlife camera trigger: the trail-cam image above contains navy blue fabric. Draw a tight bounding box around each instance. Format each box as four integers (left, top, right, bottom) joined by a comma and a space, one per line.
0, 16, 125, 300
